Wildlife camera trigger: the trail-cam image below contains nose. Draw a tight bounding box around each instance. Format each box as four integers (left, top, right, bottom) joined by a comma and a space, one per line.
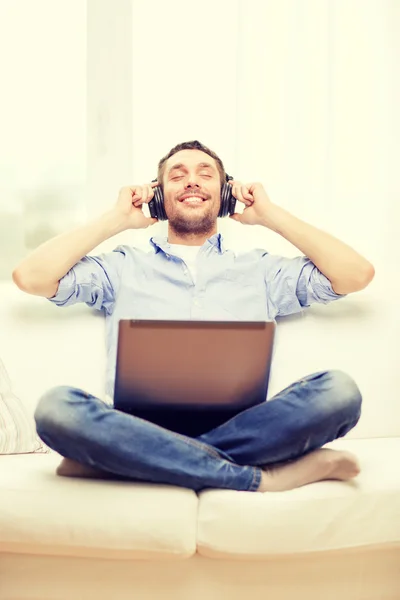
184, 176, 200, 189
184, 170, 200, 189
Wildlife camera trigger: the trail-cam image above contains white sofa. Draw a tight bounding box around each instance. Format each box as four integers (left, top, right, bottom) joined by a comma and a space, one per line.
1, 274, 399, 600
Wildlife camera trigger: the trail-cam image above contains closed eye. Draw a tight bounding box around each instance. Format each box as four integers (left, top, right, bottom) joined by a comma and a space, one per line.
171, 173, 213, 181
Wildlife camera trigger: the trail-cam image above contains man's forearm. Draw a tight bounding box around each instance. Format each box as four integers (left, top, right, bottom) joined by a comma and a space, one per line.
261, 203, 375, 294
12, 210, 127, 296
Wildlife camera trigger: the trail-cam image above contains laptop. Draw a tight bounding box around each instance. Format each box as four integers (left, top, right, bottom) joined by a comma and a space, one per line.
114, 319, 276, 437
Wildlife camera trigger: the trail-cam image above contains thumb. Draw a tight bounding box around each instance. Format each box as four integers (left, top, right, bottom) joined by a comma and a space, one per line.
146, 217, 159, 227
229, 213, 242, 223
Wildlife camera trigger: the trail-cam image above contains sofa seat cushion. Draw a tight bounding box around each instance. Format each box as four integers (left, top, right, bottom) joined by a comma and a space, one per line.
197, 437, 400, 558
0, 452, 198, 560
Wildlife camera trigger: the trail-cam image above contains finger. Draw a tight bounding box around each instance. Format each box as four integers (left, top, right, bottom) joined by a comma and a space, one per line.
228, 180, 251, 205
141, 186, 149, 204
228, 181, 239, 199
151, 181, 159, 187
144, 184, 155, 203
228, 179, 239, 189
233, 185, 245, 204
131, 186, 143, 204
245, 183, 255, 197
241, 185, 253, 205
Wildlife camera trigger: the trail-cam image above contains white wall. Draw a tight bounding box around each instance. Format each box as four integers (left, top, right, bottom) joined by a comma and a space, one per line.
1, 1, 398, 437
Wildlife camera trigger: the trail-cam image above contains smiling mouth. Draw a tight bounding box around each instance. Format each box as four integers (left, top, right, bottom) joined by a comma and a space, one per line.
179, 195, 206, 204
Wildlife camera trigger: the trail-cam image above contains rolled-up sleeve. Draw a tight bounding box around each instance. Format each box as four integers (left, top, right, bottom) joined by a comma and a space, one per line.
262, 253, 347, 317
48, 246, 126, 314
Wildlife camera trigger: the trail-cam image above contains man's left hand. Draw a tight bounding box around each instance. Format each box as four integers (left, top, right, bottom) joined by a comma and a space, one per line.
228, 181, 273, 226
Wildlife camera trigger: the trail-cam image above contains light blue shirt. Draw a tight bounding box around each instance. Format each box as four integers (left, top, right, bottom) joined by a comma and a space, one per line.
49, 233, 346, 399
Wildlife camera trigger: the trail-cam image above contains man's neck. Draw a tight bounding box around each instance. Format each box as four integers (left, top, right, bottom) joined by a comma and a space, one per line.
167, 228, 217, 247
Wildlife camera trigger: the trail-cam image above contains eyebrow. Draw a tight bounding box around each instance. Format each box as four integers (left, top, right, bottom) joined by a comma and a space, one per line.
168, 162, 216, 175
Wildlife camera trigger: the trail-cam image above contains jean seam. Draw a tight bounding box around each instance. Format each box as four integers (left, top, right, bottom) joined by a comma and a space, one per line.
249, 467, 261, 491
167, 428, 224, 460
271, 371, 328, 398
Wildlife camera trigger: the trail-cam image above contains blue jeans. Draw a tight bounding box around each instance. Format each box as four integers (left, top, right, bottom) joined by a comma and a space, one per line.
34, 370, 362, 493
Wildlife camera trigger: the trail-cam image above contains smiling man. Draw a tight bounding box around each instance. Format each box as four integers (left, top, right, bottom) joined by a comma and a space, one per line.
13, 140, 375, 494
162, 153, 220, 240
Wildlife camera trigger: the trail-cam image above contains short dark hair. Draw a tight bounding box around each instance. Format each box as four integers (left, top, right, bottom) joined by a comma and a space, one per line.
157, 140, 227, 188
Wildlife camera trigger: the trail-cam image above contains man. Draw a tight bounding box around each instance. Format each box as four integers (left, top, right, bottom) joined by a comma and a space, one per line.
13, 140, 374, 493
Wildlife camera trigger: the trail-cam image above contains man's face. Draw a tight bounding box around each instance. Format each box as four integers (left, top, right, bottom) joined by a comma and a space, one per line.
162, 149, 222, 236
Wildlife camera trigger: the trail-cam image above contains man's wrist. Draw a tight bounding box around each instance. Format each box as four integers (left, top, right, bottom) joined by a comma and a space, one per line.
260, 203, 288, 234
98, 210, 129, 237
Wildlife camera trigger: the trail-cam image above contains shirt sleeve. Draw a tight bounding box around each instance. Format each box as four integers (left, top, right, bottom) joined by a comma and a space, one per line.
48, 246, 127, 315
262, 253, 347, 317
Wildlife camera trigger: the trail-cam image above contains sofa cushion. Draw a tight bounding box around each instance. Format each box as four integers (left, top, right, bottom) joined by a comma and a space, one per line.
0, 357, 46, 454
0, 283, 107, 415
197, 437, 400, 557
0, 452, 198, 560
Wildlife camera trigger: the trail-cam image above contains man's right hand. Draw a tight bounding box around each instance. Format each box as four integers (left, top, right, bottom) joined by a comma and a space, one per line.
113, 183, 159, 230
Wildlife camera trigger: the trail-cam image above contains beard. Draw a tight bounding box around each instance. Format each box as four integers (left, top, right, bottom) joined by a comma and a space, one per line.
166, 198, 220, 238
168, 209, 217, 237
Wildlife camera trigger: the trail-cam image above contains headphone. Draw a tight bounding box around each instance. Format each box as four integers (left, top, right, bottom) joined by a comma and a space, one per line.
148, 174, 237, 221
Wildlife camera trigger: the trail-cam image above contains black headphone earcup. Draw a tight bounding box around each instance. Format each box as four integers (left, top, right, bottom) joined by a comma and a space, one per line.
148, 187, 168, 221
218, 183, 237, 218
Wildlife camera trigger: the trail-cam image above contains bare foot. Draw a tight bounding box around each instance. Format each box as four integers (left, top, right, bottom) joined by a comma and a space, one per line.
56, 458, 115, 479
258, 448, 360, 492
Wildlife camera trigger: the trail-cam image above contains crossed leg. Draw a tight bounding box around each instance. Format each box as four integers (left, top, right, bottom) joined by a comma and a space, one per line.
36, 370, 362, 492
198, 369, 362, 491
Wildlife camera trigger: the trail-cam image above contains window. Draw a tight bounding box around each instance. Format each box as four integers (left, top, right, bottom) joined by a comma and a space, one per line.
0, 0, 86, 279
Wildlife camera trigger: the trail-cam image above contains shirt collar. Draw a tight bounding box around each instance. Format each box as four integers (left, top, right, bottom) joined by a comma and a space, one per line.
150, 233, 225, 255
